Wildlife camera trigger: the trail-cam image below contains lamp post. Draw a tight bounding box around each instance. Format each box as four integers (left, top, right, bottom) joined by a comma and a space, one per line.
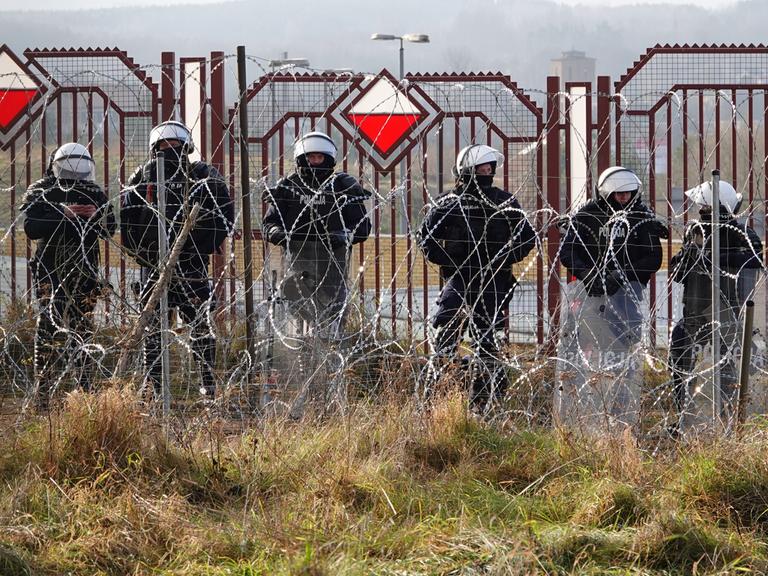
370, 33, 430, 80
370, 33, 430, 235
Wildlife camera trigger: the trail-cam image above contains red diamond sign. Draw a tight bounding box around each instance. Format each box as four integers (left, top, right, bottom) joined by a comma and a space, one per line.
329, 69, 442, 171
0, 45, 43, 135
346, 76, 423, 155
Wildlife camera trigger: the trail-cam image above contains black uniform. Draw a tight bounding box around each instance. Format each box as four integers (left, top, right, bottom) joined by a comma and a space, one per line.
120, 158, 234, 396
418, 178, 535, 412
22, 175, 116, 404
669, 214, 763, 418
262, 171, 371, 336
556, 192, 665, 429
560, 194, 665, 299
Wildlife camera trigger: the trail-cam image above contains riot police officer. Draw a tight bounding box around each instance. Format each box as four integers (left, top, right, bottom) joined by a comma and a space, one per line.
418, 144, 535, 415
23, 142, 116, 410
558, 166, 667, 430
669, 179, 762, 432
120, 121, 234, 399
262, 131, 371, 341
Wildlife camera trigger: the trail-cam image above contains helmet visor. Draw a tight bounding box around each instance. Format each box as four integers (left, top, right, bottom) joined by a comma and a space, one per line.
52, 154, 95, 181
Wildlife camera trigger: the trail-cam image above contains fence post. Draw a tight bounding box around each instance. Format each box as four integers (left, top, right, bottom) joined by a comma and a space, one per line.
156, 153, 171, 416
210, 50, 227, 325
711, 169, 721, 428
546, 76, 562, 354
596, 76, 612, 174
738, 300, 755, 428
161, 51, 176, 122
237, 46, 256, 389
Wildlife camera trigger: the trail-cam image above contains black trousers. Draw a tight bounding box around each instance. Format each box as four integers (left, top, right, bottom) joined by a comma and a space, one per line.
140, 266, 216, 395
429, 271, 513, 411
669, 307, 738, 417
34, 268, 99, 403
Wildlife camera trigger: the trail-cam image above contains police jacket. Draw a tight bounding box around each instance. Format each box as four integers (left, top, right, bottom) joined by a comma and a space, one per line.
417, 181, 536, 282
670, 217, 763, 285
23, 175, 116, 281
560, 196, 665, 296
262, 172, 371, 250
120, 159, 234, 271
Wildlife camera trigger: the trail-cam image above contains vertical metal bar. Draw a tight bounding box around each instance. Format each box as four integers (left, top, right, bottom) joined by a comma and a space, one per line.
683, 89, 689, 226
199, 60, 208, 160
545, 76, 561, 352
667, 96, 673, 342
210, 51, 227, 319
103, 93, 111, 304
585, 84, 593, 196
732, 89, 737, 188
422, 134, 429, 342
737, 300, 755, 428
438, 121, 444, 197
406, 150, 413, 342
228, 123, 237, 323
156, 152, 171, 417
564, 90, 571, 208
119, 118, 127, 321
237, 45, 256, 383
57, 96, 62, 144
10, 142, 16, 301
374, 170, 381, 334
358, 151, 366, 313
25, 127, 32, 297
763, 90, 767, 317
648, 116, 657, 347
748, 89, 754, 229
699, 91, 705, 178
596, 76, 612, 174
41, 102, 47, 175
711, 169, 721, 427
715, 92, 721, 173
536, 118, 544, 346
72, 91, 78, 141
161, 51, 176, 122
390, 170, 397, 337
615, 95, 623, 166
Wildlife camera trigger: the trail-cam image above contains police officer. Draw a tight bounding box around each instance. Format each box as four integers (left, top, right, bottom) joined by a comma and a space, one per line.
262, 131, 371, 341
669, 179, 762, 431
23, 142, 116, 410
558, 166, 666, 429
121, 121, 234, 399
418, 144, 535, 415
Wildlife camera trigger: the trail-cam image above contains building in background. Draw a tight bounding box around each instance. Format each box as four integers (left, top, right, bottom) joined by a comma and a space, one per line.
550, 50, 596, 84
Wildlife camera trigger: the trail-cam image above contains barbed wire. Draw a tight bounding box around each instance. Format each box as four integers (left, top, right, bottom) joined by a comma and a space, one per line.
0, 49, 765, 449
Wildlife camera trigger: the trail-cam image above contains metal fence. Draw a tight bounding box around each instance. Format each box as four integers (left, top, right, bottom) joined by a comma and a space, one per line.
1, 43, 767, 431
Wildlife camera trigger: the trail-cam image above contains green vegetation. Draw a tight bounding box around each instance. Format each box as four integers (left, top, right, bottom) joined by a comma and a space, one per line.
2, 387, 768, 574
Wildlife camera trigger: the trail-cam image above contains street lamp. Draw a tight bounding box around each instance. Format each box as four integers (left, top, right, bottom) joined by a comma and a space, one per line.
370, 33, 430, 79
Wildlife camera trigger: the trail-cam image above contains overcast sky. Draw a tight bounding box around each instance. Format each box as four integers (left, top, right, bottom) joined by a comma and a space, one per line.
0, 0, 740, 10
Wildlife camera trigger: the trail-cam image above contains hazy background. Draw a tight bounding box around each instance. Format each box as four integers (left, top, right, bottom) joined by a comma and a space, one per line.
0, 0, 761, 91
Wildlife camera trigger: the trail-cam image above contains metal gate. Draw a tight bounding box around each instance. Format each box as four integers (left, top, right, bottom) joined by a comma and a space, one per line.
1, 43, 768, 405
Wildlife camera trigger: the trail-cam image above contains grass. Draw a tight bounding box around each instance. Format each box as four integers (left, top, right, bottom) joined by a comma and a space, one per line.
2, 387, 768, 574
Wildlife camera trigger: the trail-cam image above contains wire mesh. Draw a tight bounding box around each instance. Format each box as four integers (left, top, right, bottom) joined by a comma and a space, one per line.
0, 45, 764, 443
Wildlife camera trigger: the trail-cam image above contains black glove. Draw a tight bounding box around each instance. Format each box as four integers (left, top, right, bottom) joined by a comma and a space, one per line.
604, 270, 623, 296
328, 230, 350, 250
649, 219, 669, 239
268, 228, 288, 247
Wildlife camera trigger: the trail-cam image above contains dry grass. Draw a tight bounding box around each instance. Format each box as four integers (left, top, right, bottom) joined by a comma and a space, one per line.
1, 387, 768, 574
